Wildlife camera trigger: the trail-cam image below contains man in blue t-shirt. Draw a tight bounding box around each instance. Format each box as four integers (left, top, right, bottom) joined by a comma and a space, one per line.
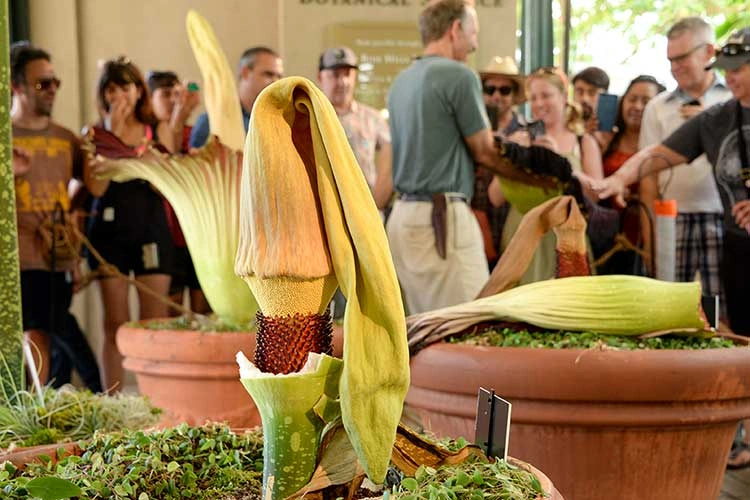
386, 0, 519, 314
189, 46, 283, 148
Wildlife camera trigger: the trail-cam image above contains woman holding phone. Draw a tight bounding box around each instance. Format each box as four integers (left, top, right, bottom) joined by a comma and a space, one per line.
597, 75, 665, 275
498, 67, 604, 284
146, 70, 210, 315
85, 57, 176, 392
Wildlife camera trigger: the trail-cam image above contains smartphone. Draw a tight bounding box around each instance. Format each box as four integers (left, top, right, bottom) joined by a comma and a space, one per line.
597, 93, 618, 132
485, 105, 499, 131
526, 120, 546, 140
187, 82, 200, 92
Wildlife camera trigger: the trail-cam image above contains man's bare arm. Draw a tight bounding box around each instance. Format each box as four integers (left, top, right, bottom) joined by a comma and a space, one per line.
464, 128, 516, 177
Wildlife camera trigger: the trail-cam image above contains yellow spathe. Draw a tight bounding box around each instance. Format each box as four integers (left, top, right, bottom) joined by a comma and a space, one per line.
236, 76, 410, 484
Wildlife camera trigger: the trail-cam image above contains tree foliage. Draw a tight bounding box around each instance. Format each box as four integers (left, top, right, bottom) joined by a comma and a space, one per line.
568, 0, 750, 66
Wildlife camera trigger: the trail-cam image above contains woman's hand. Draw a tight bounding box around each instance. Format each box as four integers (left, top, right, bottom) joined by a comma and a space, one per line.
506, 130, 531, 147
106, 95, 130, 137
589, 175, 628, 208
532, 134, 559, 152
172, 82, 201, 125
732, 200, 750, 233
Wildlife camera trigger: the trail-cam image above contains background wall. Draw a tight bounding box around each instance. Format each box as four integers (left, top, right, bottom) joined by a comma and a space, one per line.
29, 0, 516, 132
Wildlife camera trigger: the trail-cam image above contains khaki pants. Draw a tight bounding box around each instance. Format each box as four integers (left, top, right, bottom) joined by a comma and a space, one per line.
386, 199, 489, 314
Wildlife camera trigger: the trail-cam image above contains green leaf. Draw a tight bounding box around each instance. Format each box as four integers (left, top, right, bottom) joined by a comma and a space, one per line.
455, 470, 471, 487
24, 477, 82, 500
401, 478, 419, 492
138, 493, 149, 500
167, 461, 180, 473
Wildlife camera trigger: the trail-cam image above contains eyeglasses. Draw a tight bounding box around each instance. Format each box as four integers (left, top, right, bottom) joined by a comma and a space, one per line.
33, 77, 61, 91
719, 43, 750, 56
668, 43, 707, 64
483, 85, 513, 96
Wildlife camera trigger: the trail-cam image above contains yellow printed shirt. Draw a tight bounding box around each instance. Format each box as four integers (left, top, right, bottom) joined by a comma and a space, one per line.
13, 123, 84, 271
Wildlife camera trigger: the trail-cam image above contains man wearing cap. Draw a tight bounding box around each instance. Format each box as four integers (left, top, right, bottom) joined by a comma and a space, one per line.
386, 0, 523, 314
317, 46, 392, 209
189, 46, 283, 148
638, 17, 731, 313
594, 27, 750, 336
480, 56, 526, 136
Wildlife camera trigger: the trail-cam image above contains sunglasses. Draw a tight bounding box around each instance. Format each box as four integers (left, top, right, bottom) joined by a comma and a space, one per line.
719, 43, 750, 56
483, 85, 513, 96
33, 77, 61, 91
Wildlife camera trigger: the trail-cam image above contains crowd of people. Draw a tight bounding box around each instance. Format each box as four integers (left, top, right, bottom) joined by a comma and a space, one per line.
8, 0, 750, 426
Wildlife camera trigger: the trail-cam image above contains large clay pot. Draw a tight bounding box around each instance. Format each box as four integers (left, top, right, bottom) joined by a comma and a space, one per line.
406, 341, 750, 500
117, 322, 259, 428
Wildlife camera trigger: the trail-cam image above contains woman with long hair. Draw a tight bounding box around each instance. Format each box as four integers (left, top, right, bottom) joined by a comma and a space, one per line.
602, 75, 665, 174
498, 66, 604, 283
85, 57, 176, 392
522, 66, 603, 191
598, 75, 665, 275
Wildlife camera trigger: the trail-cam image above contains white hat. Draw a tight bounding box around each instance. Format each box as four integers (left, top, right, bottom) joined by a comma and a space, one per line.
479, 56, 526, 104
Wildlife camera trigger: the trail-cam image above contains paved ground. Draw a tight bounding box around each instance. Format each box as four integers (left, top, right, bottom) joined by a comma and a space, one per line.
720, 466, 750, 500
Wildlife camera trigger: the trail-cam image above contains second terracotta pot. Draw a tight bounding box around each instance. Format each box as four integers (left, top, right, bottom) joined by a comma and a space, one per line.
117, 323, 259, 428
407, 341, 750, 500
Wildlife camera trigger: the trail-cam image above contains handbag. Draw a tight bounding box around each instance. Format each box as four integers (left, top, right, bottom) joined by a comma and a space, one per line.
38, 202, 81, 269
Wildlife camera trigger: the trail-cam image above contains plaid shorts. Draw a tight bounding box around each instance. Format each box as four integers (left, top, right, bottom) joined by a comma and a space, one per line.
675, 212, 725, 314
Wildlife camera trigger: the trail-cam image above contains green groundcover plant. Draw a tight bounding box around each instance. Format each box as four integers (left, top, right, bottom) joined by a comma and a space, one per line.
0, 386, 160, 450
0, 425, 545, 500
451, 327, 737, 351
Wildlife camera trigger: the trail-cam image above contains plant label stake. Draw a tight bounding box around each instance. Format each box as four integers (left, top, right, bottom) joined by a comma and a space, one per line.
475, 387, 512, 462
701, 295, 720, 330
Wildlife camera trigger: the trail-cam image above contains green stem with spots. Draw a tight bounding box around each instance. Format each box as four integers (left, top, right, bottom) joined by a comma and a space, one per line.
0, 0, 25, 399
240, 353, 343, 499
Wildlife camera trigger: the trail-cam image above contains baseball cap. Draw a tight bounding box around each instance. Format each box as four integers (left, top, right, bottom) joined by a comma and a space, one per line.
319, 47, 358, 71
707, 27, 750, 71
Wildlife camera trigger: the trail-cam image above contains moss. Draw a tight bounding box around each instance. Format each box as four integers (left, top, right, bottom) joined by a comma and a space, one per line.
451, 327, 738, 350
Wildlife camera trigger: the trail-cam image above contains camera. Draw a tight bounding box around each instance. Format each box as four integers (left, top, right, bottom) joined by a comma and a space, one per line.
525, 120, 546, 140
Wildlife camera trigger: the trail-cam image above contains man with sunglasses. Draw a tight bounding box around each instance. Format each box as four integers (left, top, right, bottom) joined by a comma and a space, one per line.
10, 41, 105, 387
479, 56, 526, 136
638, 17, 731, 315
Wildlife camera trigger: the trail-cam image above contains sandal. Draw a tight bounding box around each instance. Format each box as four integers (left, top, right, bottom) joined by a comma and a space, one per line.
727, 442, 750, 470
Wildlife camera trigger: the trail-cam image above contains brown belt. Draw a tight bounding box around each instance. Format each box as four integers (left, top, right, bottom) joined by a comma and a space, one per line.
399, 193, 468, 259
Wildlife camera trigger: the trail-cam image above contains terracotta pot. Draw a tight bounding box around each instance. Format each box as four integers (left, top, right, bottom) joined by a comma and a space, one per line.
406, 341, 750, 500
0, 442, 80, 469
507, 456, 564, 500
117, 322, 259, 428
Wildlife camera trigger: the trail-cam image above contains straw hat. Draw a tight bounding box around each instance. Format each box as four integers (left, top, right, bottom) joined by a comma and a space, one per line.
479, 56, 526, 104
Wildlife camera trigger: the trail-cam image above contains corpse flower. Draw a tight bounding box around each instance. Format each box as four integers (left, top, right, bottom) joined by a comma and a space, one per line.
234, 77, 410, 499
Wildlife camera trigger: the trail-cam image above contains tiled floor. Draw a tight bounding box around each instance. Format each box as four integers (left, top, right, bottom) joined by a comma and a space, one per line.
720, 467, 750, 500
